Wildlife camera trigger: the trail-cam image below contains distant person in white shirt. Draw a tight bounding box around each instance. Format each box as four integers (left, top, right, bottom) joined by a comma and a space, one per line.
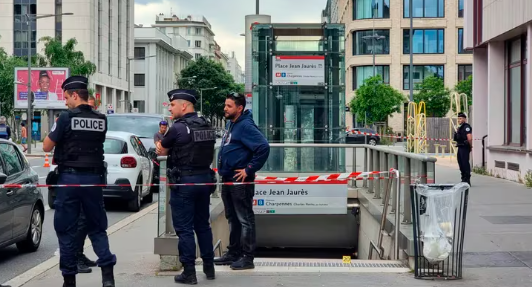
37, 70, 58, 101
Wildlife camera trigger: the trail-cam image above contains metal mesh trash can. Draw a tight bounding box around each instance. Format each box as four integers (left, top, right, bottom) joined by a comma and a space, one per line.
410, 183, 469, 280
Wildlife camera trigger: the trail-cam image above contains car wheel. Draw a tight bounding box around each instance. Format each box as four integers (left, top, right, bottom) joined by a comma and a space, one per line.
16, 205, 43, 253
368, 139, 377, 146
127, 176, 142, 212
48, 188, 55, 209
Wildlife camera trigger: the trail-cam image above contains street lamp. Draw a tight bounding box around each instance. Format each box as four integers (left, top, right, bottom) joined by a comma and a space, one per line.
24, 12, 73, 154
126, 54, 156, 112
199, 87, 217, 115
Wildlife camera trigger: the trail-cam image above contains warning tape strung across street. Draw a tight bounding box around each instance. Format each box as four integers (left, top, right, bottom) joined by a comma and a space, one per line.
349, 130, 483, 142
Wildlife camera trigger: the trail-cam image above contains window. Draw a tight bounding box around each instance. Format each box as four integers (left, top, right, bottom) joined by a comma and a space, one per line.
195, 40, 201, 48
457, 64, 472, 81
195, 28, 202, 35
134, 47, 145, 58
133, 100, 145, 113
195, 53, 202, 60
352, 65, 390, 90
0, 144, 24, 175
353, 30, 390, 55
354, 0, 390, 20
403, 29, 444, 54
505, 36, 527, 146
458, 28, 471, 54
134, 74, 145, 86
404, 0, 444, 18
458, 0, 464, 17
403, 65, 444, 90
103, 138, 127, 154
187, 40, 190, 47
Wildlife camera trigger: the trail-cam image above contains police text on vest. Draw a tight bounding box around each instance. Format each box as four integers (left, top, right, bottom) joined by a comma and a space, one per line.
71, 118, 105, 132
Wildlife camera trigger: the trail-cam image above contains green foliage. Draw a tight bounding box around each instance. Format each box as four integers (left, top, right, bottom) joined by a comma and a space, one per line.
177, 57, 240, 120
413, 76, 450, 117
349, 75, 405, 124
455, 75, 473, 109
39, 37, 96, 77
0, 48, 29, 117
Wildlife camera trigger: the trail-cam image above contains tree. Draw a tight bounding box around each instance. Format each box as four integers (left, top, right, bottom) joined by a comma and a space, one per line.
177, 57, 239, 121
455, 75, 472, 109
413, 76, 451, 117
39, 37, 96, 77
349, 75, 405, 124
0, 50, 27, 118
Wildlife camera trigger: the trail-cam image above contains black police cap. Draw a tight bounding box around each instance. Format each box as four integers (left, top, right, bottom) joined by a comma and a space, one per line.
457, 112, 467, 118
167, 89, 197, 105
62, 75, 88, 91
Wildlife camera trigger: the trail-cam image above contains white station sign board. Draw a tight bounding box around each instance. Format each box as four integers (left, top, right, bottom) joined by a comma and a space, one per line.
271, 55, 325, 86
253, 182, 347, 215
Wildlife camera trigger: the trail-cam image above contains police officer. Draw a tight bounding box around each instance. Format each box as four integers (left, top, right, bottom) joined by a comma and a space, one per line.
155, 89, 216, 285
454, 112, 472, 186
0, 116, 11, 140
43, 76, 116, 287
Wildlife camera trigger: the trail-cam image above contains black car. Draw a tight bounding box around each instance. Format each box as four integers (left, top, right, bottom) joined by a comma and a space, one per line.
107, 113, 172, 192
0, 139, 44, 252
345, 128, 380, 146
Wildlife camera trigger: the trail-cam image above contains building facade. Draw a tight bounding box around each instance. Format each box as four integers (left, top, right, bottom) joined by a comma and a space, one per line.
227, 51, 245, 84
213, 40, 228, 69
464, 0, 532, 182
152, 13, 215, 61
133, 27, 192, 115
333, 0, 473, 133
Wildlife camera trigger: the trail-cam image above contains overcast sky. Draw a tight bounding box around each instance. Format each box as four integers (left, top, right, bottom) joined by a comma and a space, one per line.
134, 0, 325, 69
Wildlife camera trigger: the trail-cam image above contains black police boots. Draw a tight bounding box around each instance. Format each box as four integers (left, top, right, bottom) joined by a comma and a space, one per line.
79, 253, 97, 267
203, 263, 215, 280
230, 256, 255, 270
62, 275, 76, 287
213, 252, 240, 265
101, 266, 115, 287
174, 265, 198, 285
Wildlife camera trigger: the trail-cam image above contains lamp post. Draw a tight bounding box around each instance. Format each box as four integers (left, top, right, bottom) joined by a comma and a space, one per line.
24, 12, 73, 154
199, 87, 217, 115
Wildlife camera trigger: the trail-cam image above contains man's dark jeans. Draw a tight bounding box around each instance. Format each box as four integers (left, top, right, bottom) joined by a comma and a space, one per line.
221, 176, 256, 259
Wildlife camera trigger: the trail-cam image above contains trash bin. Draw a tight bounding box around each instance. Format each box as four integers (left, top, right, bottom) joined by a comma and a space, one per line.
410, 183, 469, 280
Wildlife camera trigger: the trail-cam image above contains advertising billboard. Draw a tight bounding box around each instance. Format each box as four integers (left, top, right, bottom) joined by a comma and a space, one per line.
253, 182, 347, 215
271, 55, 325, 86
14, 67, 70, 110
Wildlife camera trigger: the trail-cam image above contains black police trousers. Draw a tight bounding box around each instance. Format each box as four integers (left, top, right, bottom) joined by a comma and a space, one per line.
457, 146, 471, 185
75, 207, 88, 255
54, 171, 116, 276
170, 174, 214, 266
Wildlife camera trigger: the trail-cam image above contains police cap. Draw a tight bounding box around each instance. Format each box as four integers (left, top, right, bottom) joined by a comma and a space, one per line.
62, 75, 89, 91
457, 112, 467, 118
167, 89, 197, 105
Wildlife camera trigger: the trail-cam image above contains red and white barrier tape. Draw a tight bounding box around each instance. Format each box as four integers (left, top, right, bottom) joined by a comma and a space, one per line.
349, 130, 483, 142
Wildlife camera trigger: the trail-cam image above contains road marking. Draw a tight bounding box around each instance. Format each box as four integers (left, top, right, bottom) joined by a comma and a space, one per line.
3, 202, 157, 287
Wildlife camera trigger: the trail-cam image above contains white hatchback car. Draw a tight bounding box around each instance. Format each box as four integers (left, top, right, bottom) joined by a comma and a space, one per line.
47, 131, 155, 212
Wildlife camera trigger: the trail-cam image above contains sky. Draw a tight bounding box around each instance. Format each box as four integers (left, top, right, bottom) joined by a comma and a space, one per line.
134, 0, 325, 69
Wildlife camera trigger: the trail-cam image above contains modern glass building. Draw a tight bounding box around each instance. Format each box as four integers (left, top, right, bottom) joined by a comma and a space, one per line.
251, 23, 346, 173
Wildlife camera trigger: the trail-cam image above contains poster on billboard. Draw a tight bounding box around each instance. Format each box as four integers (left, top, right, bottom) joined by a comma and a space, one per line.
244, 94, 252, 112
14, 67, 70, 110
271, 55, 325, 86
253, 182, 347, 215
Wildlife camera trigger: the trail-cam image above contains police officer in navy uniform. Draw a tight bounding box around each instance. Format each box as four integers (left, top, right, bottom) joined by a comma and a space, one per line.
0, 116, 11, 140
155, 89, 216, 285
43, 76, 116, 287
454, 112, 472, 186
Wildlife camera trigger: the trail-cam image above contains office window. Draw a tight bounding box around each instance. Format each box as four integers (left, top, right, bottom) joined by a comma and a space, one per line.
195, 53, 202, 60
458, 0, 464, 17
195, 40, 201, 48
458, 28, 472, 54
134, 74, 145, 86
352, 65, 390, 90
457, 64, 472, 81
505, 36, 527, 146
134, 47, 145, 58
403, 65, 444, 90
403, 29, 444, 54
354, 0, 390, 20
195, 28, 202, 35
353, 30, 390, 55
404, 0, 444, 18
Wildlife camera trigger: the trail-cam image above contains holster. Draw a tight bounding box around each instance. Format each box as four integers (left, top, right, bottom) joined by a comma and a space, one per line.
167, 167, 181, 184
46, 167, 59, 186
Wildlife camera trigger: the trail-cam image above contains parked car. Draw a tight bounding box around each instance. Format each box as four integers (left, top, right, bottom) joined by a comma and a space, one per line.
345, 128, 380, 146
107, 113, 171, 193
0, 139, 44, 252
48, 131, 155, 212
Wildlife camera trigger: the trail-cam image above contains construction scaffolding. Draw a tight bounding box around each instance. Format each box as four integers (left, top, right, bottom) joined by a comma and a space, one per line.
448, 92, 469, 158
406, 101, 428, 154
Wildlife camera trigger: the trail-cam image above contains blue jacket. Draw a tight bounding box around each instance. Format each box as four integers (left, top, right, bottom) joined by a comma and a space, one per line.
218, 110, 270, 177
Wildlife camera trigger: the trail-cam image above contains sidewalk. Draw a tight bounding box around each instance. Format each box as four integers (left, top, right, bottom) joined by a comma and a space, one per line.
21, 142, 49, 158
9, 164, 532, 287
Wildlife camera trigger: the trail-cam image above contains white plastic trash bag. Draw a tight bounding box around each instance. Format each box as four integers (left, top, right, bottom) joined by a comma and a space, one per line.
415, 183, 469, 263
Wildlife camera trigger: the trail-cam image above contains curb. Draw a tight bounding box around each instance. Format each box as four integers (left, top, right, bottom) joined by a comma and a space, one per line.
3, 202, 158, 287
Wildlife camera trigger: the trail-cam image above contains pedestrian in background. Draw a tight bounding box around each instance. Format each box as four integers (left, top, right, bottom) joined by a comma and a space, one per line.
154, 120, 168, 144
20, 122, 27, 152
214, 92, 270, 270
43, 76, 116, 287
0, 116, 11, 141
453, 112, 472, 186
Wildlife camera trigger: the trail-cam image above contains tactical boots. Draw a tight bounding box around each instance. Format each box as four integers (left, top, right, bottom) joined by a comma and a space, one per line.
174, 265, 198, 285
79, 253, 97, 267
213, 251, 240, 265
101, 266, 115, 287
203, 263, 215, 280
230, 256, 255, 270
62, 275, 76, 287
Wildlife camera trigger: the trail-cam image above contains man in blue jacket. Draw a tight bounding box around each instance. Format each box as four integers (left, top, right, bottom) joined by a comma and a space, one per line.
214, 92, 270, 270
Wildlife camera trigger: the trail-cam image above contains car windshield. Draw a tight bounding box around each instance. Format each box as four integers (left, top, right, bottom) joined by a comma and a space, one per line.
107, 116, 161, 138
